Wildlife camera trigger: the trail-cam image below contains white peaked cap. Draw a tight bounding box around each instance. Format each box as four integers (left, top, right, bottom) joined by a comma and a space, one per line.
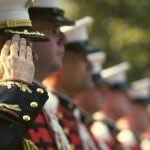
33, 0, 62, 9
87, 51, 106, 73
101, 62, 130, 84
61, 16, 94, 43
131, 78, 150, 99
0, 0, 30, 21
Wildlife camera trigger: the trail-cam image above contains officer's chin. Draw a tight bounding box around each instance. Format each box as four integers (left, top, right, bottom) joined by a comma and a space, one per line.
50, 62, 63, 72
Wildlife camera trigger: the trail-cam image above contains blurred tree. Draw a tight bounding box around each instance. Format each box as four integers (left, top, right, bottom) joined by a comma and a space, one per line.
62, 0, 150, 82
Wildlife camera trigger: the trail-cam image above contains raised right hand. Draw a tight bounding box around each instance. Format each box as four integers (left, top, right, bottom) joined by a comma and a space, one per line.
0, 34, 35, 83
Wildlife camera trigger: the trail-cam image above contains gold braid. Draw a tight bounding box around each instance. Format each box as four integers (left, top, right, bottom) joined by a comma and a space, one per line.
23, 139, 38, 150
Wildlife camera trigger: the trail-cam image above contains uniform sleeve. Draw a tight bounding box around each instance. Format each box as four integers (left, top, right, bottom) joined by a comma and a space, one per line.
0, 80, 48, 150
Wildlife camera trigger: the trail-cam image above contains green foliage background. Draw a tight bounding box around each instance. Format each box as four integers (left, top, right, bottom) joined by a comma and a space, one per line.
62, 0, 150, 82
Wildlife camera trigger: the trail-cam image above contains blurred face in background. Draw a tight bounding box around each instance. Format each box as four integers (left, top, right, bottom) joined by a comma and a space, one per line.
62, 50, 94, 93
76, 86, 104, 114
102, 88, 131, 119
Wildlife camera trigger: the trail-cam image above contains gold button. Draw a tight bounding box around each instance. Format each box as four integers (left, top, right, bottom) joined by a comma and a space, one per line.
23, 115, 31, 121
30, 102, 38, 108
64, 128, 70, 135
36, 88, 44, 94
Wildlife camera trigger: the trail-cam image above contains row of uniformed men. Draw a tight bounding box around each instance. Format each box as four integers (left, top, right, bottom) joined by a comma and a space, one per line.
0, 0, 149, 150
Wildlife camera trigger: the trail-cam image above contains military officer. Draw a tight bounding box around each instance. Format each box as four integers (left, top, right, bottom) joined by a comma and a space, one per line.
27, 0, 75, 149
90, 62, 132, 150
43, 16, 102, 150
75, 51, 112, 150
76, 49, 106, 114
131, 78, 150, 150
0, 0, 49, 149
117, 78, 150, 150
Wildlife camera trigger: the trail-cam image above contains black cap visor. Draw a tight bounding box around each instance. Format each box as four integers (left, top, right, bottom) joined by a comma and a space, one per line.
29, 7, 74, 26
65, 41, 99, 54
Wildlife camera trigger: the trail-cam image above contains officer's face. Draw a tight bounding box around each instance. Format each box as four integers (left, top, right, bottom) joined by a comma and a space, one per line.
102, 89, 131, 119
63, 51, 94, 94
32, 20, 66, 79
76, 87, 104, 114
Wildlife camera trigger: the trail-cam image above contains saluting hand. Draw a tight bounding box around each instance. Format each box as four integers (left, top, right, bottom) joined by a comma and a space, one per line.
0, 34, 35, 83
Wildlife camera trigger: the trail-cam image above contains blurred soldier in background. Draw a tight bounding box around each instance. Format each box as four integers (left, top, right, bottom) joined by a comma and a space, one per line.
43, 16, 102, 149
117, 78, 150, 150
99, 62, 131, 122
28, 0, 75, 149
76, 50, 106, 115
90, 62, 131, 150
75, 51, 112, 150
